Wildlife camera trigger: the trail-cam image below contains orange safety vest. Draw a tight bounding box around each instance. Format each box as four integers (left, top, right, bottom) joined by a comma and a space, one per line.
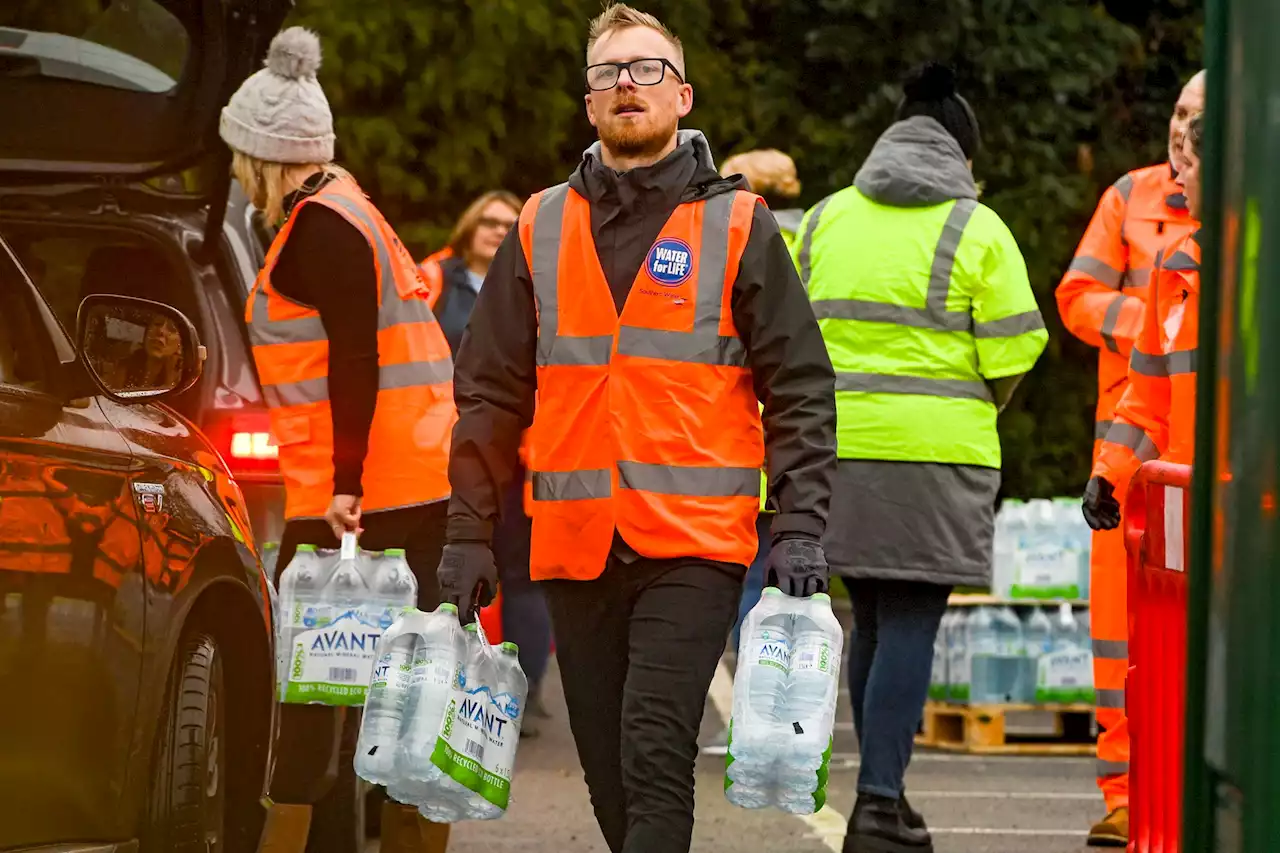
517, 183, 764, 581
1094, 231, 1201, 485
246, 177, 457, 521
1056, 163, 1197, 454
419, 247, 455, 310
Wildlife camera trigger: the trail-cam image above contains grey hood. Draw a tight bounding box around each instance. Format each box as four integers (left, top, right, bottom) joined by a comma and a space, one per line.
581, 128, 719, 178
853, 116, 978, 207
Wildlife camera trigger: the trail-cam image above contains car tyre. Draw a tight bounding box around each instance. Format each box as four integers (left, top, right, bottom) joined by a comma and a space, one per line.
147, 631, 227, 853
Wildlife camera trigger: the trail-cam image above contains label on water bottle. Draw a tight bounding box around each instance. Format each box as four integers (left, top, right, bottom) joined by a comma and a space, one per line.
279, 603, 411, 705
1035, 649, 1094, 704
791, 639, 835, 675
1012, 542, 1083, 599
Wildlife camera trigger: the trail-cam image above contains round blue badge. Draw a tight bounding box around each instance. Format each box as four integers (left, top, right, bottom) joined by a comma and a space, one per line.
645, 238, 694, 286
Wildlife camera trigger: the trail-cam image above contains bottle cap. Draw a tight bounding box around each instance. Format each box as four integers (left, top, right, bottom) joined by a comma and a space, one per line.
385, 548, 406, 557
264, 542, 279, 550
500, 641, 520, 654
812, 592, 831, 603
439, 603, 458, 614
296, 544, 317, 553
464, 623, 478, 632
762, 587, 783, 597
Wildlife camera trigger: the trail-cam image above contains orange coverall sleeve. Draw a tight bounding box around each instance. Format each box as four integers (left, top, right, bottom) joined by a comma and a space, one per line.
1055, 177, 1146, 355
1093, 281, 1171, 486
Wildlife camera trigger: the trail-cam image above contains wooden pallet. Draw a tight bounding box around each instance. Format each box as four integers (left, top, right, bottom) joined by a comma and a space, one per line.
915, 700, 1097, 756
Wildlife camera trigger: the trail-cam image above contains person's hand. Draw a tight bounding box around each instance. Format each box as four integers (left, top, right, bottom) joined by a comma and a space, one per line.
325, 494, 363, 539
437, 542, 498, 623
766, 537, 830, 598
1082, 476, 1121, 531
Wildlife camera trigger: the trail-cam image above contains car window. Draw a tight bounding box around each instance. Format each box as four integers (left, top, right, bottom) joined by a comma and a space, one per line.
0, 238, 50, 392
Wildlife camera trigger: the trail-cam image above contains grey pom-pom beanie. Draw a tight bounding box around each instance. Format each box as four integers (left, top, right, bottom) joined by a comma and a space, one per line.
219, 27, 335, 164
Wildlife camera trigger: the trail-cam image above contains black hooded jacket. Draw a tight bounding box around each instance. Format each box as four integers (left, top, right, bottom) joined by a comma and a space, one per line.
446, 130, 837, 557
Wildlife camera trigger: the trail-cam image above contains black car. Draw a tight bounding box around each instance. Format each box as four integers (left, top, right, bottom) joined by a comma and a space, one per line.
0, 1, 293, 851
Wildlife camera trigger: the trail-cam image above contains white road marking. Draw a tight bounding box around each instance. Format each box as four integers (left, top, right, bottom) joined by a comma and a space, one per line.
930, 828, 1090, 837
908, 790, 1098, 801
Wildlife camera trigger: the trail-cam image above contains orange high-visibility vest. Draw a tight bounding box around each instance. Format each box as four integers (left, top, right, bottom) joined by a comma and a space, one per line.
1094, 231, 1201, 485
517, 184, 764, 581
246, 177, 457, 521
419, 246, 455, 310
1056, 164, 1196, 454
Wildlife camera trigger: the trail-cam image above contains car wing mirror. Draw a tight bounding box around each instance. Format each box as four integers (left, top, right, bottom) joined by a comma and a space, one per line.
75, 294, 204, 404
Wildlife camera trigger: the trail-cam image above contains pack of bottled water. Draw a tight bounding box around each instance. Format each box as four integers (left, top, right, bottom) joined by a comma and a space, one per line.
1033, 603, 1095, 704
725, 588, 843, 815
275, 534, 418, 705
354, 605, 528, 822
992, 498, 1092, 600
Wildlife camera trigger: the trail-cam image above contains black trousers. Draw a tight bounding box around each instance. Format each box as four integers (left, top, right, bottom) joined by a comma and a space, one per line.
543, 555, 743, 853
273, 501, 447, 853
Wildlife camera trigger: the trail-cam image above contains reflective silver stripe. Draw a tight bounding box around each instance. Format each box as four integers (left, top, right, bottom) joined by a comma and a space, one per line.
1100, 292, 1128, 354
531, 469, 611, 501
263, 377, 328, 407
798, 195, 833, 290
1095, 688, 1126, 709
835, 372, 994, 402
1114, 174, 1134, 202
1131, 348, 1198, 377
1122, 267, 1152, 289
616, 192, 745, 366
811, 299, 970, 332
247, 287, 327, 347
1097, 759, 1129, 777
1068, 256, 1124, 289
1163, 250, 1200, 272
542, 335, 613, 367
530, 183, 571, 367
926, 199, 978, 312
615, 328, 746, 366
973, 309, 1046, 339
617, 461, 760, 498
1102, 422, 1159, 462
1095, 419, 1114, 440
1092, 638, 1129, 660
260, 358, 453, 408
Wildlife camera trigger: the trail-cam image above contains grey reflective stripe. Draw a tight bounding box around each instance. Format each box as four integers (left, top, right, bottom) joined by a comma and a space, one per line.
835, 372, 994, 402
1095, 688, 1126, 709
1163, 250, 1200, 272
926, 199, 979, 313
530, 183, 571, 367
617, 461, 760, 498
811, 299, 970, 332
1095, 419, 1114, 440
1131, 348, 1198, 377
1092, 638, 1129, 660
1123, 267, 1152, 289
1097, 759, 1129, 777
973, 309, 1046, 339
1114, 174, 1134, 202
615, 328, 746, 366
531, 469, 611, 501
542, 335, 613, 367
1100, 292, 1128, 354
1102, 422, 1159, 462
616, 192, 746, 367
1068, 256, 1124, 289
261, 358, 453, 408
247, 286, 327, 347
263, 377, 328, 407
798, 195, 833, 290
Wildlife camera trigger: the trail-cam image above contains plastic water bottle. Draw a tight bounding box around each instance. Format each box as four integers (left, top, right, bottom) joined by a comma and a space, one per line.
775, 593, 842, 814
930, 610, 952, 700
1051, 602, 1081, 652
970, 606, 1026, 703
946, 608, 970, 702
275, 544, 322, 696
726, 588, 793, 808
355, 611, 424, 784
459, 640, 528, 821
992, 500, 1021, 598
1023, 606, 1053, 658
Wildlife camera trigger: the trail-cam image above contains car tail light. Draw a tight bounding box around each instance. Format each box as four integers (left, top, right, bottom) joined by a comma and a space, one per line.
208, 409, 281, 481
231, 431, 278, 460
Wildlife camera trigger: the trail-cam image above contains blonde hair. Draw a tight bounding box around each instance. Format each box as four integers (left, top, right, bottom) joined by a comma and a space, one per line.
720, 149, 801, 198
231, 149, 354, 226
448, 190, 522, 259
587, 3, 684, 74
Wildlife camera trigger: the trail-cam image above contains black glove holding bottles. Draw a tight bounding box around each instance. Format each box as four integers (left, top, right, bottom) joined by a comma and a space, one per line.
766, 536, 831, 598
436, 541, 498, 623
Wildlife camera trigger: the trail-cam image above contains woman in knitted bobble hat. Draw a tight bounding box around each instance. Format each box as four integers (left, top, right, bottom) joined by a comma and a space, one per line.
224, 27, 456, 852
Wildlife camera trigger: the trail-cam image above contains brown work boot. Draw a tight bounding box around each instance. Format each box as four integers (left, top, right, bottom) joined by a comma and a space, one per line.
1087, 806, 1129, 847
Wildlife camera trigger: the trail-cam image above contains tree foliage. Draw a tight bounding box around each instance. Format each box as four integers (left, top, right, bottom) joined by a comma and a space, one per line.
289, 0, 1202, 499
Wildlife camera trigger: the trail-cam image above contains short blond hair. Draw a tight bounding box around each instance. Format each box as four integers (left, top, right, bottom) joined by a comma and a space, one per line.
587, 3, 684, 74
720, 149, 801, 198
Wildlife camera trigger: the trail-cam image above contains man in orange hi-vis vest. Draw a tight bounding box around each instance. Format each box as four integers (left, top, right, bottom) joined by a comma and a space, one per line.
435, 5, 837, 851
1064, 78, 1203, 835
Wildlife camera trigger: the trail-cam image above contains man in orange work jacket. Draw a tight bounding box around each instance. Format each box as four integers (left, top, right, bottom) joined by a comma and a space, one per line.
1078, 113, 1205, 847
1055, 68, 1203, 847
435, 6, 837, 852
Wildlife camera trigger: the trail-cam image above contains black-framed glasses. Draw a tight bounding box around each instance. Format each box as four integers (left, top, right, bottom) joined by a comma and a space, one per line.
584, 58, 684, 91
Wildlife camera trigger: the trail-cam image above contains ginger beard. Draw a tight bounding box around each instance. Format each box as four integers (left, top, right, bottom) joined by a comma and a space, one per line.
585, 27, 691, 163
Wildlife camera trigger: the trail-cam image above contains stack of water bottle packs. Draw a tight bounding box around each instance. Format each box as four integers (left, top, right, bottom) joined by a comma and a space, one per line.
725, 589, 843, 815
991, 497, 1094, 600
353, 606, 528, 822
275, 535, 419, 705
930, 602, 1095, 705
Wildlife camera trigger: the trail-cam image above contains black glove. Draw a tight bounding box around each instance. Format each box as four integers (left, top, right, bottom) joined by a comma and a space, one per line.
1082, 476, 1121, 531
766, 537, 830, 598
436, 542, 497, 623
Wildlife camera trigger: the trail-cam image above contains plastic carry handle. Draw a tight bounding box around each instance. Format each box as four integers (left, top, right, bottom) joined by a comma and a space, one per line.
340, 531, 358, 560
